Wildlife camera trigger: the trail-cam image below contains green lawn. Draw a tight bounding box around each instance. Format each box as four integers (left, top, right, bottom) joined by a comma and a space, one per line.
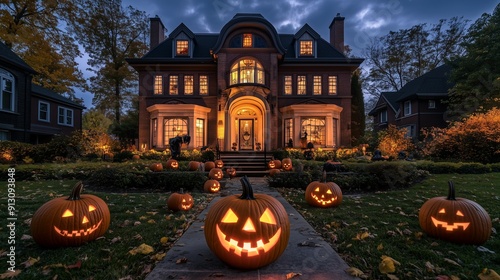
0, 173, 498, 279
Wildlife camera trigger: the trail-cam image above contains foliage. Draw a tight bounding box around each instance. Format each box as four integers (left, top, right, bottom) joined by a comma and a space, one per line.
448, 4, 500, 119
421, 108, 500, 163
0, 0, 84, 97
351, 69, 365, 145
68, 0, 149, 122
0, 140, 33, 163
110, 99, 139, 147
82, 109, 113, 133
415, 161, 492, 174
376, 125, 415, 159
272, 148, 290, 160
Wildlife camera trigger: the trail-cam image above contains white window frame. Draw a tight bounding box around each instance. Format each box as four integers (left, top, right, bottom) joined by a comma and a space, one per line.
404, 101, 412, 116
58, 106, 74, 127
38, 101, 50, 122
428, 100, 436, 109
380, 110, 387, 123
0, 68, 15, 112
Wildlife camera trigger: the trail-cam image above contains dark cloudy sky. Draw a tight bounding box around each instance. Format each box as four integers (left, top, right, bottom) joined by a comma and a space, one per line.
78, 0, 498, 108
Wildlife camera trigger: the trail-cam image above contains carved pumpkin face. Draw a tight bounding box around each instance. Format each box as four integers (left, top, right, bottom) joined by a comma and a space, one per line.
204, 176, 290, 269
31, 182, 110, 248
215, 160, 224, 168
419, 181, 492, 245
165, 159, 179, 170
268, 160, 276, 169
209, 168, 224, 181
204, 179, 221, 193
305, 180, 343, 208
282, 158, 293, 171
167, 189, 194, 211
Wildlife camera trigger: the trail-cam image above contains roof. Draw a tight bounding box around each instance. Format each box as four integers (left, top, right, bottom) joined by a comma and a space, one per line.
396, 64, 453, 102
368, 91, 399, 116
0, 41, 36, 73
32, 84, 85, 109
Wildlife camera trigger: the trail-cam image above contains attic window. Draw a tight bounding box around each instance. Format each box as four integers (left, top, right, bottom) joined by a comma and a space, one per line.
176, 40, 189, 55
243, 34, 252, 47
300, 40, 313, 56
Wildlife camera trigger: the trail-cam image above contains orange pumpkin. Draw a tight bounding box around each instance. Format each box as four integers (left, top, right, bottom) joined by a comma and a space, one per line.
204, 176, 290, 269
419, 181, 492, 245
204, 161, 215, 171
167, 189, 194, 211
305, 172, 342, 208
188, 161, 200, 171
209, 168, 224, 181
132, 154, 140, 161
268, 159, 281, 169
268, 169, 281, 176
30, 182, 110, 248
164, 159, 179, 170
226, 167, 236, 179
204, 179, 221, 193
215, 159, 224, 168
282, 158, 293, 171
149, 162, 163, 172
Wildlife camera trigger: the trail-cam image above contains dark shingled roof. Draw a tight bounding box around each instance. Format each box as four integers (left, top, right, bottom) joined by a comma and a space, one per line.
0, 41, 36, 73
368, 91, 399, 116
32, 84, 85, 109
396, 64, 453, 102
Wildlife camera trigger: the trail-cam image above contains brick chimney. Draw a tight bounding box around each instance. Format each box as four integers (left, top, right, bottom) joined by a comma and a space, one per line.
150, 16, 166, 50
329, 13, 345, 54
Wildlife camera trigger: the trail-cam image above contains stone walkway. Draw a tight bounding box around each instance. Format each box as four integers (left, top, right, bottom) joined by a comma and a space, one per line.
146, 177, 359, 280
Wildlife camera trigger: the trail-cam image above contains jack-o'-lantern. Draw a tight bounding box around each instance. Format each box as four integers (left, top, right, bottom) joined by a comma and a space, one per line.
204, 161, 215, 171
419, 181, 492, 245
209, 168, 224, 181
305, 172, 342, 208
30, 182, 110, 248
282, 158, 293, 171
167, 189, 194, 211
149, 162, 163, 172
204, 176, 290, 269
204, 179, 221, 193
188, 161, 200, 171
268, 169, 280, 176
226, 167, 237, 179
164, 159, 179, 170
215, 159, 224, 168
268, 159, 281, 169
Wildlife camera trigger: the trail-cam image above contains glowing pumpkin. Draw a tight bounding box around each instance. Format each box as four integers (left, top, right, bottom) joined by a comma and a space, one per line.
164, 159, 179, 170
419, 181, 492, 245
305, 172, 342, 208
167, 189, 194, 211
149, 162, 163, 172
282, 158, 293, 171
204, 179, 221, 193
209, 168, 224, 181
204, 161, 215, 171
30, 182, 110, 248
215, 159, 224, 168
226, 167, 237, 179
268, 159, 281, 169
204, 176, 290, 269
188, 161, 200, 171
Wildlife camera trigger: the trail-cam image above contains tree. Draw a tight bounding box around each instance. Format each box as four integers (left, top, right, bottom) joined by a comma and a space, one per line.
68, 0, 149, 123
447, 4, 500, 119
350, 69, 365, 145
0, 0, 84, 98
110, 97, 139, 148
82, 109, 113, 133
363, 17, 468, 100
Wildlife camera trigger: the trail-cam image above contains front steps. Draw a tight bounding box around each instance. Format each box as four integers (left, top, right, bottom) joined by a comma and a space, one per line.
218, 151, 273, 177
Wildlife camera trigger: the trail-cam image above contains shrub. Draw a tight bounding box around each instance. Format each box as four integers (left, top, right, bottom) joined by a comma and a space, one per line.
0, 141, 34, 163
376, 125, 415, 159
272, 149, 290, 160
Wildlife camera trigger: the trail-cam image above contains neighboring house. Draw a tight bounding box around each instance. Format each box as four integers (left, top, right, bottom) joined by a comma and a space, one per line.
0, 41, 84, 143
127, 13, 363, 151
368, 64, 453, 138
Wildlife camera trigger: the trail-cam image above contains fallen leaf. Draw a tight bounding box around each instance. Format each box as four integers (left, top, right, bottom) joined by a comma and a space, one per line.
353, 231, 370, 240
160, 237, 169, 245
110, 236, 122, 244
425, 261, 435, 273
0, 270, 21, 279
128, 243, 154, 255
141, 264, 152, 275
146, 211, 158, 216
377, 243, 384, 251
134, 221, 141, 226
176, 257, 188, 264
133, 234, 143, 240
345, 267, 365, 277
443, 258, 461, 267
379, 255, 401, 274
477, 246, 496, 254
286, 272, 302, 279
478, 268, 500, 280
151, 253, 166, 261
20, 234, 32, 240
66, 260, 82, 269
21, 256, 40, 268
43, 263, 65, 270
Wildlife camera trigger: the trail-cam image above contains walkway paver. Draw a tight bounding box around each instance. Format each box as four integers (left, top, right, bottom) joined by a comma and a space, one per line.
146, 177, 358, 280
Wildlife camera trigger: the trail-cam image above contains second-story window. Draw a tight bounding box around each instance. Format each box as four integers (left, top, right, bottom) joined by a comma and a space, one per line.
229, 58, 265, 86
176, 40, 189, 55
169, 75, 178, 95
243, 34, 253, 47
404, 101, 412, 116
38, 101, 50, 122
328, 76, 337, 95
300, 40, 313, 56
154, 75, 163, 95
184, 75, 193, 95
297, 76, 306, 95
199, 75, 208, 95
284, 76, 292, 95
313, 76, 322, 95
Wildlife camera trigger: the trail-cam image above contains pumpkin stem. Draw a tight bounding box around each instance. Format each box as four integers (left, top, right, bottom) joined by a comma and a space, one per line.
447, 181, 456, 200
239, 176, 255, 200
67, 181, 84, 200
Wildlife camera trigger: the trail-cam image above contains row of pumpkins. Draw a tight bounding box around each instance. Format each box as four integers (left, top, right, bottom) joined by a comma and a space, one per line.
30, 160, 492, 270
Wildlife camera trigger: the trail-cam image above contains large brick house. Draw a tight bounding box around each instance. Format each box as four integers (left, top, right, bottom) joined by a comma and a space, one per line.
127, 13, 363, 151
0, 41, 84, 143
368, 64, 453, 138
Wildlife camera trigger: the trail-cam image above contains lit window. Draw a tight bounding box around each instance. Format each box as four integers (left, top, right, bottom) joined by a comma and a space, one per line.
297, 76, 306, 95
0, 68, 15, 112
38, 101, 50, 122
328, 76, 337, 95
243, 34, 252, 47
199, 75, 208, 95
229, 58, 265, 85
152, 118, 158, 147
176, 40, 189, 55
154, 75, 163, 95
195, 119, 205, 147
284, 76, 292, 95
313, 76, 322, 95
301, 118, 325, 146
58, 107, 73, 126
284, 118, 293, 147
169, 75, 178, 95
300, 40, 313, 56
428, 100, 436, 109
184, 75, 193, 95
404, 101, 411, 116
380, 110, 387, 123
164, 118, 188, 146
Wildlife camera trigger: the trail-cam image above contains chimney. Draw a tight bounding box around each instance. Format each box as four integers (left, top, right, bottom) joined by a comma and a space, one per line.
150, 16, 166, 50
329, 13, 345, 54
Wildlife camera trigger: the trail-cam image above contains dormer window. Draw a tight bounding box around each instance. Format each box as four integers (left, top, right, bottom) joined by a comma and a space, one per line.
176, 40, 189, 55
243, 34, 252, 47
230, 58, 265, 85
300, 40, 313, 56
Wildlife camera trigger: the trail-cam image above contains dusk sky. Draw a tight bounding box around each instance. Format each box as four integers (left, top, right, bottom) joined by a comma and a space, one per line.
78, 0, 499, 109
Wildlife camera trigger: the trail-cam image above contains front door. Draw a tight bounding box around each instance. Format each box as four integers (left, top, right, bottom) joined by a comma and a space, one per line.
239, 119, 254, 150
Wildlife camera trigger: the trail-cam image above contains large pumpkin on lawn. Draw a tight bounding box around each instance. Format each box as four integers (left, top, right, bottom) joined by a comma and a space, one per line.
30, 182, 110, 248
167, 189, 194, 212
305, 172, 342, 208
204, 176, 290, 269
419, 181, 492, 245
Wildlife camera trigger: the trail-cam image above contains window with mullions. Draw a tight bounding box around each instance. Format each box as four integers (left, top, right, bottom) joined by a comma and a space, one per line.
0, 68, 15, 112
195, 119, 205, 147
38, 101, 50, 122
297, 76, 306, 94
199, 75, 208, 95
328, 76, 337, 95
176, 40, 189, 55
301, 118, 325, 146
284, 118, 293, 146
243, 34, 252, 47
164, 118, 188, 146
229, 59, 265, 85
300, 40, 313, 56
313, 76, 321, 95
284, 76, 292, 95
169, 75, 178, 95
154, 75, 163, 94
58, 107, 73, 126
184, 75, 193, 95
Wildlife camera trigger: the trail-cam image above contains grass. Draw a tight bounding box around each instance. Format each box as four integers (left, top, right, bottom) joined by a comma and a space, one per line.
278, 173, 500, 279
0, 173, 498, 279
0, 180, 214, 279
